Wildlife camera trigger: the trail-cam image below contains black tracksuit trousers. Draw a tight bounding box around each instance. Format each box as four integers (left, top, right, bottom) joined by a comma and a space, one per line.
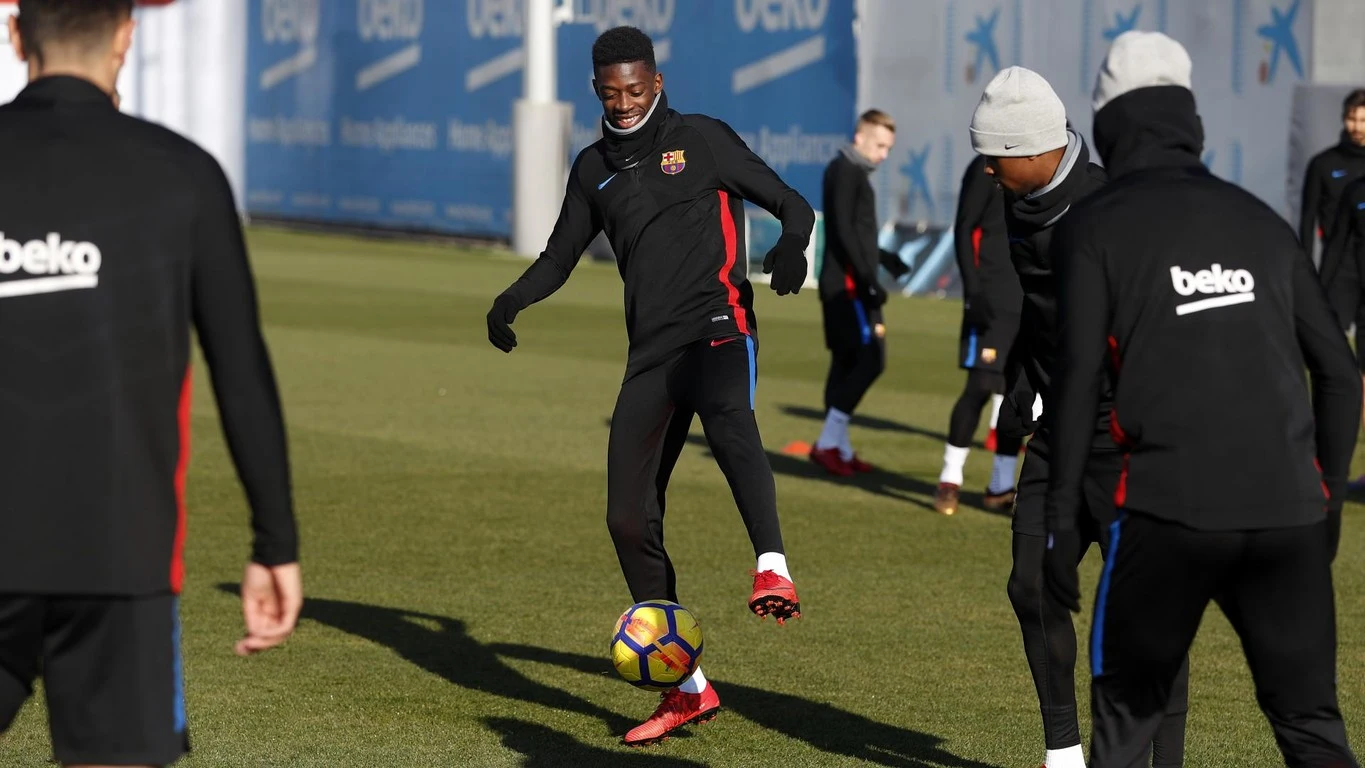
1090, 512, 1357, 768
822, 297, 885, 415
947, 368, 1024, 454
1010, 435, 1189, 764
607, 335, 784, 604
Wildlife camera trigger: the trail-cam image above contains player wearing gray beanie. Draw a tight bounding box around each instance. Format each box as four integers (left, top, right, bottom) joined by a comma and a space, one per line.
970, 66, 1068, 158
965, 61, 1191, 768
1091, 29, 1193, 113
967, 67, 1073, 199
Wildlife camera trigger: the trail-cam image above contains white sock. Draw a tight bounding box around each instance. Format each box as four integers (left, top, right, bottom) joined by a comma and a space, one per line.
678, 665, 707, 694
988, 454, 1018, 494
988, 393, 1004, 428
837, 419, 855, 461
939, 444, 969, 485
1045, 744, 1086, 768
756, 552, 790, 580
815, 408, 850, 452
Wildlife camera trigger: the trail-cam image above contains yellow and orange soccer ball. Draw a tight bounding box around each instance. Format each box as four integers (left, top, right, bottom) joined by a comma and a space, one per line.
610, 600, 703, 691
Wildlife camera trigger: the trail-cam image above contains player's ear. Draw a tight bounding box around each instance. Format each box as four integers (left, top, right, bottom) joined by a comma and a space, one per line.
654, 70, 663, 94
8, 15, 26, 63
113, 16, 136, 61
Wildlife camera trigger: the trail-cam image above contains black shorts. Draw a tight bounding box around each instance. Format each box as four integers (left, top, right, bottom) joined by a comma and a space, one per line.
0, 594, 189, 766
1012, 432, 1123, 541
958, 313, 1019, 373
822, 296, 884, 351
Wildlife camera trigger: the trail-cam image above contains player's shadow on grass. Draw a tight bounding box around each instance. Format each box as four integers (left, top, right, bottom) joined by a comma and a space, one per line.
214, 587, 638, 742
597, 416, 1003, 517
681, 432, 999, 518
485, 717, 706, 768
487, 643, 1004, 768
778, 404, 987, 451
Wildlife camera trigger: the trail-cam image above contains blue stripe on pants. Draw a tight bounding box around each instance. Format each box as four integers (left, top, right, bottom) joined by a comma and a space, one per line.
851, 300, 872, 345
172, 597, 186, 733
963, 328, 978, 367
745, 336, 757, 410
1091, 513, 1124, 676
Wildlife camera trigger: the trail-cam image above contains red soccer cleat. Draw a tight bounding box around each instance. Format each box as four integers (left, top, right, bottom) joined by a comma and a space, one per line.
847, 454, 875, 473
623, 685, 721, 746
809, 446, 854, 477
749, 570, 801, 624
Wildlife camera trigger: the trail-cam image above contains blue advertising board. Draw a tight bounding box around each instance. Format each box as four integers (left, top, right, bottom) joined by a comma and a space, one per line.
245, 0, 855, 238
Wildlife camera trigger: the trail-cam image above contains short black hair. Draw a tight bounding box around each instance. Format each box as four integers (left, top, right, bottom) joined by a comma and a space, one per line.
17, 0, 134, 65
592, 26, 655, 73
1345, 88, 1365, 118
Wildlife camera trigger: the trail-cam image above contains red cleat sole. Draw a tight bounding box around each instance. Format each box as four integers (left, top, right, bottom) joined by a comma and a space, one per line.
749, 595, 802, 625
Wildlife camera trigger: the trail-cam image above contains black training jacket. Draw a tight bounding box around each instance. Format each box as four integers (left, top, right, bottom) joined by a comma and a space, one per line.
1045, 85, 1361, 534
818, 150, 879, 303
1299, 133, 1365, 248
954, 155, 1021, 324
501, 93, 814, 380
0, 77, 296, 595
1001, 131, 1108, 432
1320, 177, 1365, 291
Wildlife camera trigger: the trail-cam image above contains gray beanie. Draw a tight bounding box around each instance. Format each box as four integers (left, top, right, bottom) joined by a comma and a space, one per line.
1092, 30, 1193, 112
969, 66, 1068, 158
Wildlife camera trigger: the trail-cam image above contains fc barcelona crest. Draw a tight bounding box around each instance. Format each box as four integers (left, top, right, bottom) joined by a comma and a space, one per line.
661, 150, 686, 175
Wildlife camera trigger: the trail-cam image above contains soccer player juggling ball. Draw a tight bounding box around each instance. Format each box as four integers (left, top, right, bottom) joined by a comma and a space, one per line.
486, 26, 812, 746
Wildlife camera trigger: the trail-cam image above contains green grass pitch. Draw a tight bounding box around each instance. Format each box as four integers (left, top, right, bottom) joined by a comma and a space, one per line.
4, 227, 1363, 766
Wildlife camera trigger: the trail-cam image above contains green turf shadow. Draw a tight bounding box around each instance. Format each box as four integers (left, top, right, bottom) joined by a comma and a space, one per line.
215, 587, 635, 736
777, 404, 989, 452
484, 717, 708, 767
675, 426, 1003, 518
214, 584, 1002, 768
596, 414, 1006, 517
488, 643, 1006, 768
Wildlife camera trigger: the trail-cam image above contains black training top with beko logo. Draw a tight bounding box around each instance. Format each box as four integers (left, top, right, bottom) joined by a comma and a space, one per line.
500, 91, 815, 380
0, 76, 297, 596
1044, 85, 1361, 535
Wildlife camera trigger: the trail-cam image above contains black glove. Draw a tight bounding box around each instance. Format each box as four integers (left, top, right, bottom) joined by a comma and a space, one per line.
762, 233, 808, 296
996, 389, 1038, 441
964, 293, 992, 328
486, 294, 523, 352
861, 282, 887, 308
878, 248, 910, 278
1043, 527, 1082, 613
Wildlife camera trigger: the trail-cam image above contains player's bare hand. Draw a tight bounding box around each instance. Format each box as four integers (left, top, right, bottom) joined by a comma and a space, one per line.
236, 561, 303, 656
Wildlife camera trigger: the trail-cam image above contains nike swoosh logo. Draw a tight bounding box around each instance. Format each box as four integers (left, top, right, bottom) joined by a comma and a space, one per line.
598, 173, 618, 190
710, 337, 741, 347
1004, 143, 1021, 150
1332, 170, 1348, 178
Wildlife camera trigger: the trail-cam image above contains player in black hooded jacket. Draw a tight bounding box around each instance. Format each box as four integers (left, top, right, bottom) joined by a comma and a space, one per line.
1045, 30, 1360, 768
486, 27, 813, 747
